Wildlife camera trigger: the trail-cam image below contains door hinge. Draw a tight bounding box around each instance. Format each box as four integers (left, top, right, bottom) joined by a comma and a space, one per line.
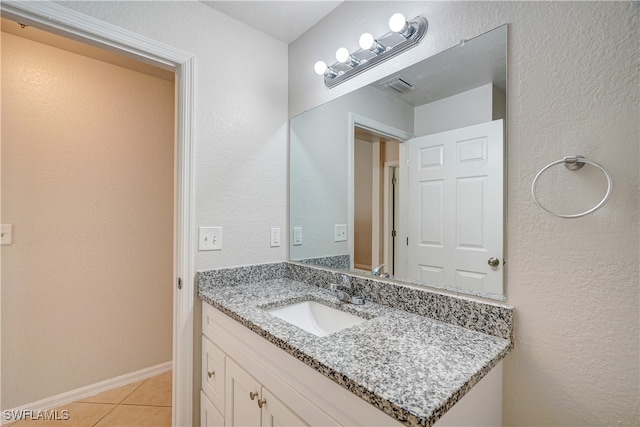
392, 230, 396, 237
406, 158, 410, 167
392, 177, 397, 185
177, 277, 182, 290
406, 237, 409, 245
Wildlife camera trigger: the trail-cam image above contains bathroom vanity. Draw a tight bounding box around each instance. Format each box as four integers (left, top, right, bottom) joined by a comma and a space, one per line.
197, 262, 513, 427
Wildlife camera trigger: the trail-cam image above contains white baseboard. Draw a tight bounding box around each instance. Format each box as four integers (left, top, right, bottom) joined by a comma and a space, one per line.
1, 361, 172, 425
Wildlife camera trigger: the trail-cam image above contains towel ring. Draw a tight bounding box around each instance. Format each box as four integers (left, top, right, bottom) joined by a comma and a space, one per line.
531, 156, 613, 219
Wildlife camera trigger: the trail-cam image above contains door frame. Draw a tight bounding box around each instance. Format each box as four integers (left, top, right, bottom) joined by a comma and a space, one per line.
382, 161, 399, 275
0, 2, 196, 425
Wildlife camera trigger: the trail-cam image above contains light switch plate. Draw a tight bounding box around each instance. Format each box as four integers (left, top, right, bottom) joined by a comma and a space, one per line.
293, 227, 302, 246
199, 226, 222, 251
270, 227, 281, 247
334, 224, 347, 242
1, 224, 13, 245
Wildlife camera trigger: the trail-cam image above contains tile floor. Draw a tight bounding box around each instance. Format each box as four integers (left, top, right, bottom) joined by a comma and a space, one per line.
9, 371, 172, 427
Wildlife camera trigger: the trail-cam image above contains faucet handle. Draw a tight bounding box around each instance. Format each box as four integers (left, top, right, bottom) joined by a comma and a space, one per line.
351, 295, 365, 305
372, 263, 387, 276
329, 281, 352, 291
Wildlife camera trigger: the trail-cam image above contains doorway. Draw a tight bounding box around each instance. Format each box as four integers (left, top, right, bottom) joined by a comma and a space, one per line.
1, 15, 174, 418
353, 127, 401, 273
0, 3, 195, 425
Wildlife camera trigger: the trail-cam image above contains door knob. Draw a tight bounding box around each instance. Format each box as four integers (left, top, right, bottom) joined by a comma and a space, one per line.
488, 257, 500, 267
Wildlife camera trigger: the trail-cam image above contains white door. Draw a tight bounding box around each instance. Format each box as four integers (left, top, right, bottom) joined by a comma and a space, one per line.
406, 120, 503, 295
225, 359, 261, 427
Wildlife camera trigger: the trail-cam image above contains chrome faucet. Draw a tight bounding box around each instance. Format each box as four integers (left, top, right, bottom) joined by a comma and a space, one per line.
329, 283, 365, 305
372, 263, 389, 278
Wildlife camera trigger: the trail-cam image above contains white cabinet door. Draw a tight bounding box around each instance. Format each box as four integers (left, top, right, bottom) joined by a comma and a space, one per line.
201, 390, 224, 427
225, 358, 262, 427
406, 120, 504, 295
260, 387, 308, 427
203, 336, 226, 414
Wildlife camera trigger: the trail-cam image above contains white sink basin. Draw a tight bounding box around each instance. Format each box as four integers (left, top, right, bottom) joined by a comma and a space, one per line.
265, 300, 366, 337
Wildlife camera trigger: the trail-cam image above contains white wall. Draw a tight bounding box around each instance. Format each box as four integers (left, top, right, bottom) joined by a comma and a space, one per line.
414, 83, 496, 136
290, 85, 412, 260
290, 2, 639, 425
1, 31, 174, 409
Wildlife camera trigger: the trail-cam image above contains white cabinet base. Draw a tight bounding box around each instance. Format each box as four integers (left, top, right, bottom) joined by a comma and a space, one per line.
201, 391, 224, 427
435, 362, 502, 426
201, 301, 502, 427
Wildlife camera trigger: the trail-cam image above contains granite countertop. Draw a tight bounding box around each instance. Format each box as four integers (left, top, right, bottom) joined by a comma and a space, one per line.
198, 263, 513, 427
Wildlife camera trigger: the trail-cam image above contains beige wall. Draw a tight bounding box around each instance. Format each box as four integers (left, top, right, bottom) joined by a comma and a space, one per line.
290, 2, 639, 425
354, 139, 373, 269
1, 32, 174, 408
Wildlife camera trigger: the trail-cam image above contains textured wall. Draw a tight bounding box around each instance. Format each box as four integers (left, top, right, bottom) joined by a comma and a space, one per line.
290, 2, 639, 425
1, 32, 174, 408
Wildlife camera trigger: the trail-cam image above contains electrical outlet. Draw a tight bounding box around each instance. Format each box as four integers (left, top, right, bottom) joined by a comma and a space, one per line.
293, 227, 302, 246
334, 224, 347, 242
199, 226, 222, 251
270, 227, 281, 247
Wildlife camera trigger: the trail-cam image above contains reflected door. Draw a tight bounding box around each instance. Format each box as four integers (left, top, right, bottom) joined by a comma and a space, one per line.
406, 120, 504, 295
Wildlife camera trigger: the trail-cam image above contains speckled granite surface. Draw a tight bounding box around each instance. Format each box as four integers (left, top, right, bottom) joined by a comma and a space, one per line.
294, 254, 350, 269
198, 262, 513, 427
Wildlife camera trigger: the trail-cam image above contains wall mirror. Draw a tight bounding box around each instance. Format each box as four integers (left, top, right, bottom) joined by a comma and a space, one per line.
290, 25, 507, 300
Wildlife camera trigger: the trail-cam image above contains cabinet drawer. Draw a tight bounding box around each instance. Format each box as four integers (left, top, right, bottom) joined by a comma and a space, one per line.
202, 335, 225, 413
201, 390, 224, 427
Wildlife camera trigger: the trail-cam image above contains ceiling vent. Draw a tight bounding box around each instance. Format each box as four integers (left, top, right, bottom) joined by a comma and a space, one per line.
383, 76, 415, 94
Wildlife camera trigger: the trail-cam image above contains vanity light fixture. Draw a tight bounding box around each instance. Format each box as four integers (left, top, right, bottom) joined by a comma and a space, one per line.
314, 13, 428, 88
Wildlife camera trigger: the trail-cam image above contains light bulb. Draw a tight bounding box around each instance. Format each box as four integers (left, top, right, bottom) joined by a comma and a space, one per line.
389, 13, 408, 33
359, 33, 375, 50
314, 60, 327, 75
335, 47, 350, 63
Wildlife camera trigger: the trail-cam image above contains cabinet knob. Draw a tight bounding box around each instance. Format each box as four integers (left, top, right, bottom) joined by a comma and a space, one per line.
257, 399, 266, 409
249, 391, 258, 401
207, 370, 215, 378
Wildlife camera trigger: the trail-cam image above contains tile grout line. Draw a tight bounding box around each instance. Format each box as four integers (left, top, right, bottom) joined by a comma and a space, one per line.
119, 403, 172, 408
91, 377, 151, 427
5, 373, 170, 426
